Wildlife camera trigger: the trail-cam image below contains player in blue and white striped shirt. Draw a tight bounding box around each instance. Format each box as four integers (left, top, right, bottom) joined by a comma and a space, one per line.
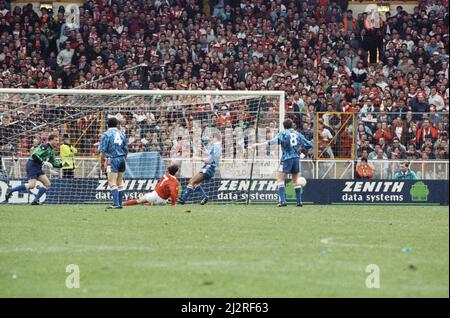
251, 118, 312, 207
178, 130, 222, 205
98, 117, 128, 209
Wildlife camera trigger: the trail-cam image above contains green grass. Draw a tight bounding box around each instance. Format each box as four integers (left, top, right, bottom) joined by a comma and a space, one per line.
0, 204, 448, 298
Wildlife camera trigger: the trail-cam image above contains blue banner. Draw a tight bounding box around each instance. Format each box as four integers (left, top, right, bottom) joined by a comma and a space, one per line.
0, 179, 448, 205
125, 152, 165, 179
302, 180, 448, 205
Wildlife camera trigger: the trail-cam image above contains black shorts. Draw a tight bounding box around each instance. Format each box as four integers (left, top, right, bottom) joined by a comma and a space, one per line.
26, 160, 45, 180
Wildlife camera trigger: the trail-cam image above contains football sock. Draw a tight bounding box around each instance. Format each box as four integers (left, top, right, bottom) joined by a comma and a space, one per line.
294, 185, 302, 204
10, 183, 28, 193
195, 185, 206, 198
111, 186, 119, 206
124, 199, 138, 206
33, 185, 47, 203
118, 185, 124, 206
180, 185, 194, 202
278, 183, 286, 203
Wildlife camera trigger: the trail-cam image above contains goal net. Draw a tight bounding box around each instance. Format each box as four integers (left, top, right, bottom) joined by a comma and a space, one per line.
0, 89, 285, 205
316, 112, 355, 160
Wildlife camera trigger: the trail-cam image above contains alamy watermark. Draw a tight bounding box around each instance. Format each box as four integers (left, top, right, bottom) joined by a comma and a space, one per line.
65, 264, 80, 289
365, 264, 380, 288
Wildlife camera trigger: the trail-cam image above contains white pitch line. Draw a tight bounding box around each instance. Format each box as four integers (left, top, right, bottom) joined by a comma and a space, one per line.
320, 238, 332, 244
326, 242, 400, 250
0, 245, 155, 254
0, 240, 402, 255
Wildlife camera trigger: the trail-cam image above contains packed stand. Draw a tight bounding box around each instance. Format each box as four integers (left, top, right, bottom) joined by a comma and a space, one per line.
0, 0, 448, 162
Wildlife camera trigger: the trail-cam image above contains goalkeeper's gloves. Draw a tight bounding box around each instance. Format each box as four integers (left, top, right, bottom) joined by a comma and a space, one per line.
42, 161, 53, 169
49, 168, 59, 175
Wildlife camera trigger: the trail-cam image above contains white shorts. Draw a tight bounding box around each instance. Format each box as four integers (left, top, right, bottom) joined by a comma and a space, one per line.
144, 191, 167, 205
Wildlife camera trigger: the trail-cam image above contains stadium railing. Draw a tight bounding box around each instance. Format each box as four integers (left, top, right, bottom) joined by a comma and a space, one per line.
1, 157, 448, 180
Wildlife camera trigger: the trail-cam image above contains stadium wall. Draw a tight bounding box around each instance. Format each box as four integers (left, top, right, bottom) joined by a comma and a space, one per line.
0, 179, 448, 206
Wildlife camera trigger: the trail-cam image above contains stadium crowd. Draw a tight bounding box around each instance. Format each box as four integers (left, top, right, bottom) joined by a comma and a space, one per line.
0, 0, 448, 162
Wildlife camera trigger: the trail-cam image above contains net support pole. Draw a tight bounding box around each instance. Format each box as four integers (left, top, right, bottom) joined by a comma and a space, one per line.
246, 96, 264, 205
279, 92, 285, 132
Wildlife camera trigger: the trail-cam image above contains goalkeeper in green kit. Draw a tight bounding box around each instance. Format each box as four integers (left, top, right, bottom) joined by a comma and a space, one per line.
5, 134, 62, 205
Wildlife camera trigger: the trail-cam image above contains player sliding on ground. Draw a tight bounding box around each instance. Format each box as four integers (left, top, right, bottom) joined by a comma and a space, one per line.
98, 117, 128, 209
178, 130, 222, 205
123, 165, 180, 206
251, 118, 312, 207
5, 133, 62, 205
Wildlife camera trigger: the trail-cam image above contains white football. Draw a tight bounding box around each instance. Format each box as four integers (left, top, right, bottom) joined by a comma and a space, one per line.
298, 177, 307, 187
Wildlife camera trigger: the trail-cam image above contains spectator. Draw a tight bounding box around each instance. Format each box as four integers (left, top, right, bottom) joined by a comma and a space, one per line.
60, 134, 77, 178
364, 9, 384, 63
318, 121, 334, 158
301, 122, 313, 141
406, 143, 421, 160
416, 118, 438, 148
387, 137, 407, 157
394, 161, 418, 180
374, 122, 394, 145
369, 144, 386, 160
0, 0, 448, 162
57, 42, 74, 68
356, 157, 373, 179
428, 86, 445, 111
343, 10, 357, 33
409, 93, 431, 121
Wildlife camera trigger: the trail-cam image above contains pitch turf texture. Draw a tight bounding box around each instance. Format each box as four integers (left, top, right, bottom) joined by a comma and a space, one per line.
0, 204, 448, 297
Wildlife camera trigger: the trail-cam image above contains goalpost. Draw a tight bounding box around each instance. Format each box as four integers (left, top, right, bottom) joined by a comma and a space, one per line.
0, 88, 285, 205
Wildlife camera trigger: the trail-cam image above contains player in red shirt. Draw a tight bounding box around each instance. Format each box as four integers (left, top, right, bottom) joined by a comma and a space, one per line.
123, 165, 180, 206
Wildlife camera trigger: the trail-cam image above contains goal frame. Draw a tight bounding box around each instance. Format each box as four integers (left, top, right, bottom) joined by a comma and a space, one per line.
0, 88, 286, 205
0, 88, 285, 130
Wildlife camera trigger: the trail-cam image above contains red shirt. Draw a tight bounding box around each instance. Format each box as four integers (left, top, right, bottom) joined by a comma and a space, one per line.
155, 172, 179, 205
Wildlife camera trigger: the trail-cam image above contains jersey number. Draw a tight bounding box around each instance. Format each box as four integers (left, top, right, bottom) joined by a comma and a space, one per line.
114, 132, 123, 146
290, 133, 298, 147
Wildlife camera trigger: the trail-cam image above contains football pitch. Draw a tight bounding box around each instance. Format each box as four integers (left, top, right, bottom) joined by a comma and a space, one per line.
0, 204, 448, 298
